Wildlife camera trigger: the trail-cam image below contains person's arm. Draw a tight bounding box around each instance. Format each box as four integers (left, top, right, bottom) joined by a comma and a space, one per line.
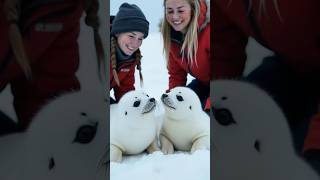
0, 2, 83, 90
212, 3, 248, 79
168, 52, 188, 89
304, 103, 320, 153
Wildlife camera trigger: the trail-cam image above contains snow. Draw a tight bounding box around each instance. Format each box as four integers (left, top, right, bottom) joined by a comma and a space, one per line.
111, 151, 210, 180
109, 32, 209, 180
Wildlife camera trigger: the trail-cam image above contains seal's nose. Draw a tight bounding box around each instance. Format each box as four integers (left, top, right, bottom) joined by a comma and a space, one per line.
161, 94, 168, 99
149, 98, 155, 102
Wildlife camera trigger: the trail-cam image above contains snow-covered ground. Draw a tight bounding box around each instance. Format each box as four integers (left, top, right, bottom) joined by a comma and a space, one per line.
111, 151, 210, 180
109, 32, 209, 180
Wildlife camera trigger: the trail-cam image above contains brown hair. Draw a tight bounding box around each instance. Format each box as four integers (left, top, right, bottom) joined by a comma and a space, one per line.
84, 0, 107, 81
110, 36, 143, 88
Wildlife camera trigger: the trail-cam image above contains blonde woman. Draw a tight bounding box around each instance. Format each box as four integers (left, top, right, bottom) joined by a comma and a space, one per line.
161, 0, 210, 109
213, 0, 320, 173
110, 3, 149, 103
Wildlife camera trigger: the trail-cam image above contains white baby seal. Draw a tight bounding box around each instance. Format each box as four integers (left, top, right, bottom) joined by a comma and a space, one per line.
160, 87, 210, 154
0, 90, 108, 180
211, 79, 319, 180
110, 90, 160, 162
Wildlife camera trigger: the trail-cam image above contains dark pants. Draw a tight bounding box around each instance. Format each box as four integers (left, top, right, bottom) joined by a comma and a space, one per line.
187, 79, 210, 109
245, 56, 320, 173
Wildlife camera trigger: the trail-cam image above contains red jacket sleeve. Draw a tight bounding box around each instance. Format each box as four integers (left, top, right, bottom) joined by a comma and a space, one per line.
212, 2, 248, 79
204, 97, 210, 111
303, 110, 320, 153
168, 52, 188, 89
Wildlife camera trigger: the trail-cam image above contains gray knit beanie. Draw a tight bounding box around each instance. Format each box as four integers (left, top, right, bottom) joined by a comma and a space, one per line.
111, 3, 149, 38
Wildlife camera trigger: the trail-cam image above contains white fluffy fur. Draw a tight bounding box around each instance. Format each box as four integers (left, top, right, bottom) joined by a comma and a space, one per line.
211, 80, 319, 180
160, 87, 210, 153
0, 90, 108, 180
110, 90, 159, 162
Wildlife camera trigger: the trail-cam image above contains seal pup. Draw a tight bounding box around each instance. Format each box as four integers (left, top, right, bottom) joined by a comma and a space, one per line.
211, 79, 319, 180
0, 90, 108, 180
160, 87, 210, 154
110, 90, 160, 162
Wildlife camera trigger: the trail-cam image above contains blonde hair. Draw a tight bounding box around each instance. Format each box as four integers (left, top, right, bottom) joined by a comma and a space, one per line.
228, 0, 282, 21
3, 0, 32, 79
161, 0, 201, 67
3, 0, 106, 80
110, 36, 144, 88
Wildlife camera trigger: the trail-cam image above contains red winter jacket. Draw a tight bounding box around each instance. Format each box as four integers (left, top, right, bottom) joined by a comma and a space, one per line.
0, 0, 83, 128
212, 0, 320, 79
304, 113, 320, 152
168, 0, 210, 89
110, 58, 137, 102
213, 0, 320, 152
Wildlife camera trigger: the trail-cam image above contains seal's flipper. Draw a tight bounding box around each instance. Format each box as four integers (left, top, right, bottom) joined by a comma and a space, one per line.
160, 133, 174, 154
110, 144, 122, 162
146, 139, 160, 153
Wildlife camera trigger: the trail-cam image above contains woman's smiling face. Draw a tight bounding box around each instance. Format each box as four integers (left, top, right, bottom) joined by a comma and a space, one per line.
165, 0, 192, 34
117, 31, 144, 56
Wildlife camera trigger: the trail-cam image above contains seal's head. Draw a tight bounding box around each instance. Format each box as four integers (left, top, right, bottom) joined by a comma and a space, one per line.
117, 90, 157, 123
211, 80, 297, 179
22, 90, 108, 180
161, 87, 202, 120
211, 80, 292, 155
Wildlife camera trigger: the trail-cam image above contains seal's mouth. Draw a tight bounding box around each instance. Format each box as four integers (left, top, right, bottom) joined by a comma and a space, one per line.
161, 94, 176, 110
142, 99, 156, 114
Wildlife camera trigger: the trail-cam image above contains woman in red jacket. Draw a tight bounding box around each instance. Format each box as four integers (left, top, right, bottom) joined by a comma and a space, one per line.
213, 0, 320, 172
110, 3, 149, 103
0, 0, 104, 131
161, 0, 210, 109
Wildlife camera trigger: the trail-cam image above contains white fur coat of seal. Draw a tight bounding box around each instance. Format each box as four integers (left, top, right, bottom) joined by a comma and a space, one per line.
110, 90, 160, 162
0, 90, 108, 180
211, 79, 319, 180
160, 87, 210, 154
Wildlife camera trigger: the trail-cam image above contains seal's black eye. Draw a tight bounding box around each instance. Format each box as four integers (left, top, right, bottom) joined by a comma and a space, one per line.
48, 157, 55, 170
74, 123, 98, 144
176, 95, 184, 101
213, 108, 236, 126
146, 94, 149, 97
254, 140, 261, 152
133, 100, 141, 107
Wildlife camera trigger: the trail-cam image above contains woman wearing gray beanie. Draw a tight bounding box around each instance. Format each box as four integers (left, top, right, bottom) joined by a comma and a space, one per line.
110, 3, 149, 103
